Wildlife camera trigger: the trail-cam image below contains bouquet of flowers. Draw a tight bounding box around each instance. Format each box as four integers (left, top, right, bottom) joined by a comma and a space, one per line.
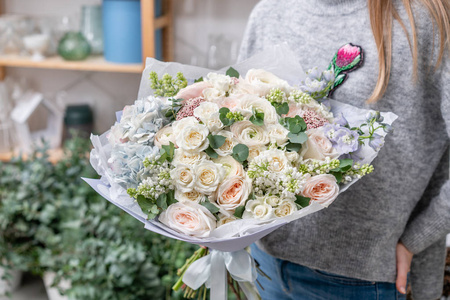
86, 43, 396, 299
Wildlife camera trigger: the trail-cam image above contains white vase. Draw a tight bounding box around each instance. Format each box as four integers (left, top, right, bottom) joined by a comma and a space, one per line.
43, 272, 70, 300
0, 267, 22, 294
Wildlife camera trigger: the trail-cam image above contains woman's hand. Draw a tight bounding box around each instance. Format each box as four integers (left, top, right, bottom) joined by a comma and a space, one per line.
396, 242, 413, 294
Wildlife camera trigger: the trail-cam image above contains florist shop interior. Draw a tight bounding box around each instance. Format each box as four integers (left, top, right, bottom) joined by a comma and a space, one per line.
0, 0, 449, 300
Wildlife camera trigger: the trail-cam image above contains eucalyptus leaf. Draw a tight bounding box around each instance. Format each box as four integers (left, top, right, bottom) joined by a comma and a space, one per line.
201, 202, 220, 214
205, 146, 219, 159
226, 67, 240, 78
207, 134, 227, 149
288, 132, 308, 144
295, 195, 311, 208
232, 144, 249, 163
233, 206, 245, 219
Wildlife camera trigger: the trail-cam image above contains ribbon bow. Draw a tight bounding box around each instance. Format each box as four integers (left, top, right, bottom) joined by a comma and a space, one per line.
182, 249, 259, 300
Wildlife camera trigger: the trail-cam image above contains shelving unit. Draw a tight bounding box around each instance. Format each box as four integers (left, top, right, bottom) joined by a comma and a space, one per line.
0, 0, 174, 79
0, 148, 64, 164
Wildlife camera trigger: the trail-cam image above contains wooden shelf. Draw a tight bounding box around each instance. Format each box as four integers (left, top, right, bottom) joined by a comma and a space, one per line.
0, 148, 64, 164
0, 55, 144, 73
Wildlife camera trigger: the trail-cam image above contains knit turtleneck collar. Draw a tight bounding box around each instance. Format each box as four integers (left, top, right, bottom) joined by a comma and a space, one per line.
299, 0, 367, 16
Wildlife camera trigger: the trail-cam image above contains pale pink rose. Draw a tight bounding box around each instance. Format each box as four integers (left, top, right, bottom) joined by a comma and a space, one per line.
285, 104, 303, 118
159, 202, 216, 237
219, 96, 241, 110
175, 81, 212, 101
302, 174, 339, 207
214, 176, 252, 212
154, 125, 175, 148
302, 128, 339, 161
236, 69, 291, 97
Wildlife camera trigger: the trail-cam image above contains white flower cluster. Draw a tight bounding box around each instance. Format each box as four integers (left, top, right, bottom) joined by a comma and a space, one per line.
135, 158, 174, 201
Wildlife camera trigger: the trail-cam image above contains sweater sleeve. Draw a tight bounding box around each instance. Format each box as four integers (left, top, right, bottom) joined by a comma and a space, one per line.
237, 1, 267, 62
400, 54, 450, 254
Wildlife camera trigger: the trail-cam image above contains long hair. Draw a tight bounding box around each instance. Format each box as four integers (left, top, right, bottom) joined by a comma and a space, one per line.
367, 0, 450, 103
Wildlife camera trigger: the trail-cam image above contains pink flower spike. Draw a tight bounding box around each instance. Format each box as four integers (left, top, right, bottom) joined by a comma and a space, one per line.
176, 97, 205, 120
336, 44, 361, 68
302, 109, 329, 130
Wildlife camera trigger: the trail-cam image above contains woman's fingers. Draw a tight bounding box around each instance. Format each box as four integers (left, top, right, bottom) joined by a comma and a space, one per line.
396, 242, 413, 294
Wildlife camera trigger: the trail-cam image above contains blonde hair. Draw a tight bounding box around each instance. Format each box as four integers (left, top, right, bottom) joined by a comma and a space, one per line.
367, 0, 450, 103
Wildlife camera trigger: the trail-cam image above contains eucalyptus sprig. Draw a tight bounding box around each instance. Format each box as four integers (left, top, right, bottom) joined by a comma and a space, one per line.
279, 115, 308, 152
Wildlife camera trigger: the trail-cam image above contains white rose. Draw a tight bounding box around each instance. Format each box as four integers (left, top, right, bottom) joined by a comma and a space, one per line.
173, 148, 207, 166
217, 213, 237, 227
213, 155, 244, 178
214, 175, 252, 212
194, 161, 225, 194
274, 200, 298, 217
247, 145, 267, 162
215, 131, 237, 157
172, 117, 198, 134
242, 197, 274, 220
267, 124, 289, 145
301, 128, 339, 161
257, 149, 290, 173
204, 112, 224, 133
206, 73, 233, 92
194, 102, 220, 123
230, 121, 269, 147
175, 189, 206, 204
154, 125, 176, 148
237, 94, 279, 124
170, 164, 196, 193
177, 122, 210, 152
159, 202, 216, 237
203, 88, 226, 103
265, 195, 282, 207
237, 69, 291, 97
285, 151, 300, 163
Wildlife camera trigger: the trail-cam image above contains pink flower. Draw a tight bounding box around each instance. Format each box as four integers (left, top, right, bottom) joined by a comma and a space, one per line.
336, 44, 361, 68
302, 109, 329, 130
302, 174, 339, 207
176, 97, 205, 120
214, 176, 252, 212
175, 81, 212, 101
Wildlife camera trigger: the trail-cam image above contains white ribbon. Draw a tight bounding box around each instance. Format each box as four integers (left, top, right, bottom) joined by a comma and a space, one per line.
182, 249, 259, 300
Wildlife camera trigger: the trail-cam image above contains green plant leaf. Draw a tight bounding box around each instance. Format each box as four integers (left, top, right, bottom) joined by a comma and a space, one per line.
232, 144, 249, 163
166, 190, 177, 206
233, 206, 245, 218
207, 135, 226, 149
219, 107, 231, 126
157, 194, 168, 210
194, 77, 204, 83
288, 132, 308, 144
226, 67, 239, 78
137, 195, 154, 212
250, 111, 265, 126
205, 146, 219, 159
161, 142, 175, 162
330, 171, 343, 183
275, 102, 289, 115
201, 202, 220, 214
285, 142, 302, 152
339, 159, 354, 172
295, 195, 311, 208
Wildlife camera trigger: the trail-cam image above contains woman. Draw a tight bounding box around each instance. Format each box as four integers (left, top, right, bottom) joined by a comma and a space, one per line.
238, 0, 450, 299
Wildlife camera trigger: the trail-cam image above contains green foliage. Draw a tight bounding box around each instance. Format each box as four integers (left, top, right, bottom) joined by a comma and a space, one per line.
279, 115, 308, 152
0, 136, 196, 300
149, 72, 188, 97
295, 195, 311, 208
249, 110, 264, 126
232, 144, 249, 164
329, 159, 354, 183
207, 134, 226, 149
226, 67, 239, 78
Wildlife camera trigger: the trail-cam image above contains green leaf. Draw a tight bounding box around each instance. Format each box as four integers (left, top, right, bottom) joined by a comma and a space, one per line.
285, 142, 302, 152
226, 67, 240, 78
137, 195, 154, 212
275, 102, 289, 115
330, 171, 343, 183
232, 144, 249, 163
166, 190, 177, 206
201, 202, 220, 214
219, 107, 231, 126
287, 116, 307, 133
157, 194, 168, 210
250, 111, 265, 126
339, 159, 354, 172
205, 146, 219, 159
295, 195, 311, 208
288, 132, 308, 144
208, 134, 226, 149
233, 206, 245, 219
194, 77, 204, 83
161, 142, 175, 162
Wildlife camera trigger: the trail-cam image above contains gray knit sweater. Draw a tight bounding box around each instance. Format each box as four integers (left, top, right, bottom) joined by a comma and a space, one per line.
238, 0, 450, 299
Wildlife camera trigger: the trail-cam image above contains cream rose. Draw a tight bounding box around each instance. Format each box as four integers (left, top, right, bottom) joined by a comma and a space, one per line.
206, 73, 233, 92
204, 112, 224, 133
237, 69, 291, 97
242, 197, 274, 220
217, 213, 237, 227
177, 122, 209, 152
173, 149, 207, 166
175, 189, 206, 204
267, 124, 289, 146
237, 94, 279, 124
194, 161, 225, 194
274, 200, 298, 217
194, 102, 220, 123
159, 202, 216, 237
170, 164, 196, 193
175, 81, 212, 101
213, 155, 244, 178
214, 175, 252, 212
302, 174, 339, 207
214, 131, 237, 157
172, 116, 198, 133
258, 149, 290, 173
203, 87, 226, 103
154, 125, 176, 148
302, 128, 339, 161
265, 195, 282, 207
230, 121, 269, 147
247, 145, 267, 162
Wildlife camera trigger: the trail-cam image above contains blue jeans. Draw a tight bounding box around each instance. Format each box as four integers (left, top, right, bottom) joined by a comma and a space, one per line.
250, 244, 406, 300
